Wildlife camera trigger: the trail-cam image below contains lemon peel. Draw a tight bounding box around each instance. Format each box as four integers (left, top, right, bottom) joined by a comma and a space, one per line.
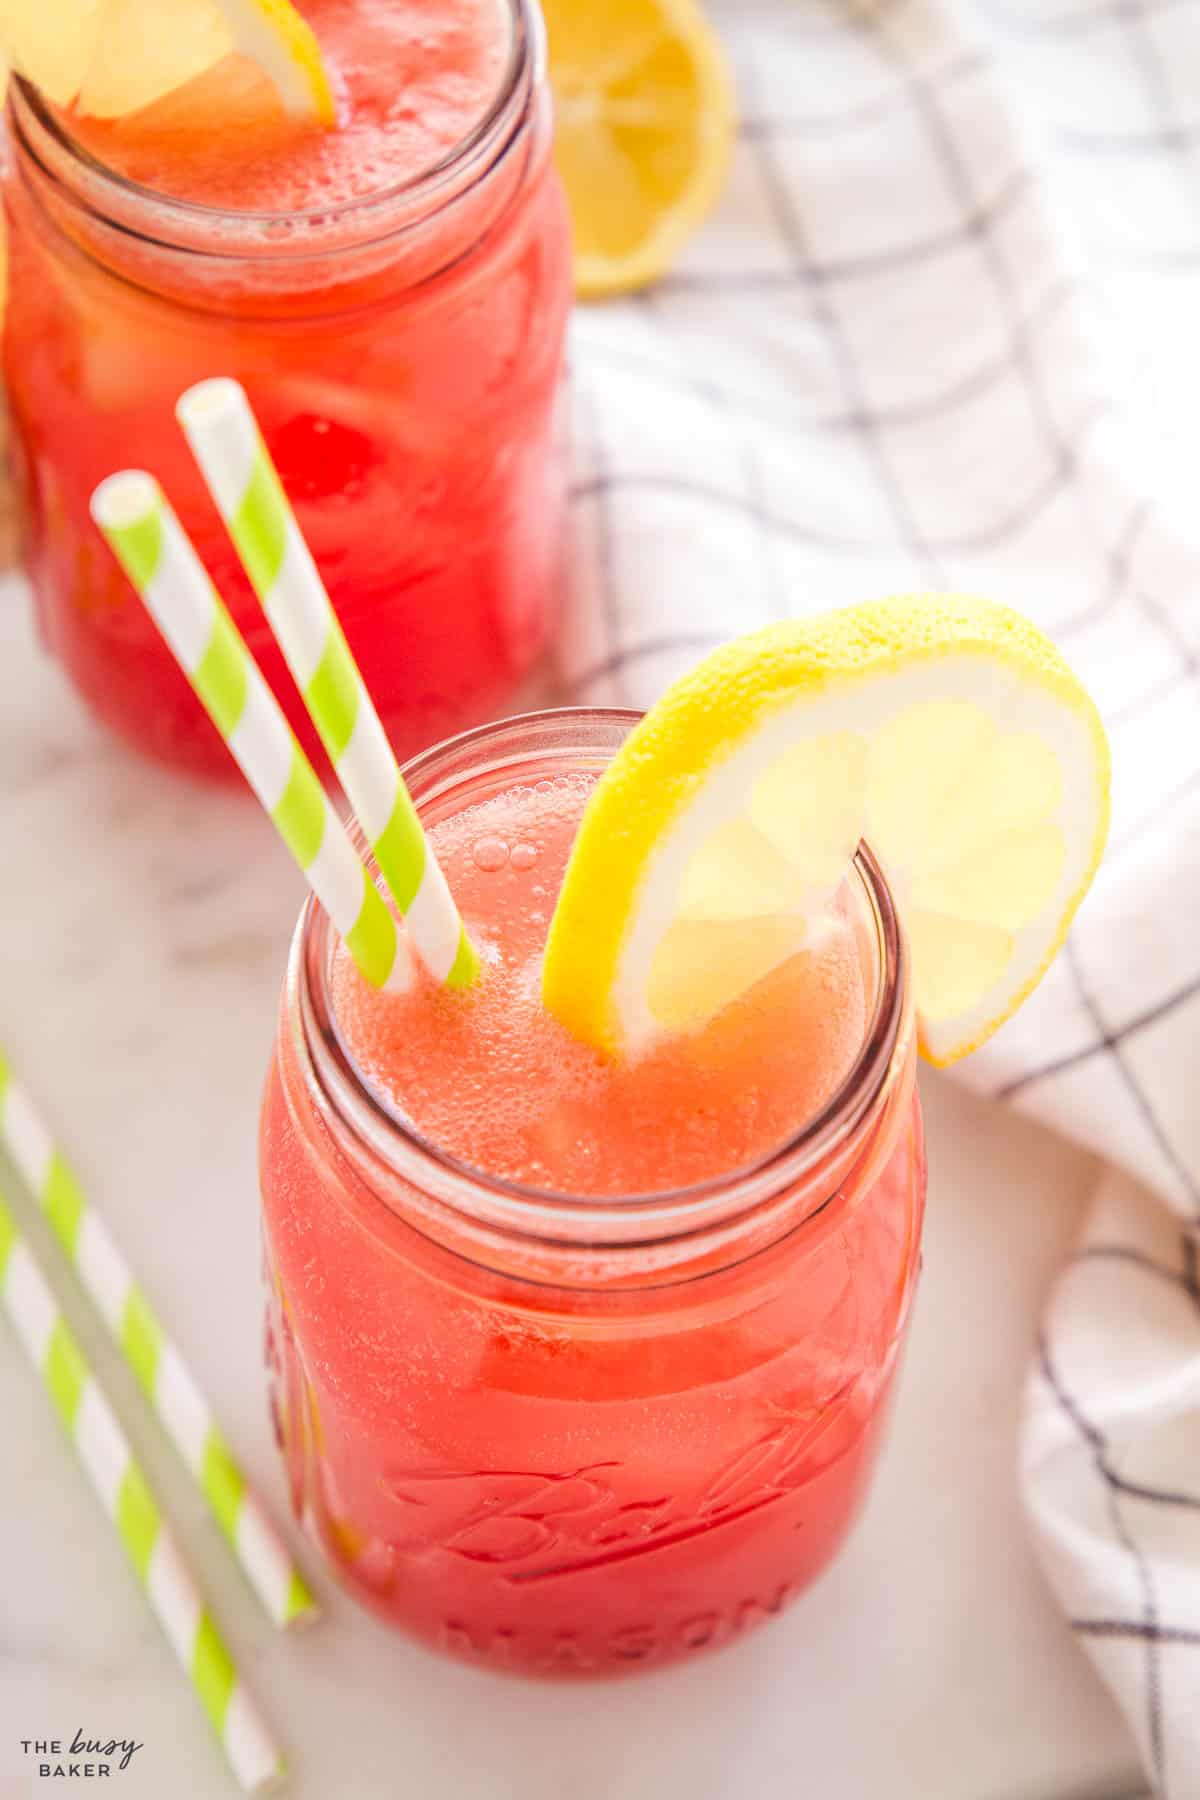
542, 595, 1110, 1067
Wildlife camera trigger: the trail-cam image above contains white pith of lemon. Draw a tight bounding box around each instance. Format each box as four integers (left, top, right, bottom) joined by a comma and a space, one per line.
542, 596, 1111, 1067
0, 0, 334, 123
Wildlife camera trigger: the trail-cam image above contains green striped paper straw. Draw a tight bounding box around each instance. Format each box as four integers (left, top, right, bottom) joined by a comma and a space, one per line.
176, 378, 480, 991
0, 1188, 285, 1793
90, 472, 411, 995
0, 1046, 315, 1630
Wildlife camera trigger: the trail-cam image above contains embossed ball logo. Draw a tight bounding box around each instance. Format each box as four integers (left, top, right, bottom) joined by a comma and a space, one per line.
382, 1389, 858, 1584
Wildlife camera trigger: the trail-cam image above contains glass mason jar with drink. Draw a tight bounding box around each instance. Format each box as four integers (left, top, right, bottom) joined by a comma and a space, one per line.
261, 710, 927, 1674
2, 0, 572, 777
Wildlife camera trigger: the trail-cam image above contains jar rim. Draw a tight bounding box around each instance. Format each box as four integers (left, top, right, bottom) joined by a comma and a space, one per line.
7, 0, 535, 243
288, 707, 911, 1254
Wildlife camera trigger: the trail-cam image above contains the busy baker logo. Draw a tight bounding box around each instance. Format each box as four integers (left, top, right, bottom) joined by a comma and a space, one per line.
19, 1733, 144, 1779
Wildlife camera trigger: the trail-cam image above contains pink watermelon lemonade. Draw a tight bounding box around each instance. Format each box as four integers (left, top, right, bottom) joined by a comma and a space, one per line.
2, 0, 571, 776
260, 712, 926, 1676
332, 780, 871, 1191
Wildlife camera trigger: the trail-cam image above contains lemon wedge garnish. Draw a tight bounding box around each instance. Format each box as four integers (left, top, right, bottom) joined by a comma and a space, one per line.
0, 0, 334, 123
544, 0, 735, 298
542, 596, 1111, 1067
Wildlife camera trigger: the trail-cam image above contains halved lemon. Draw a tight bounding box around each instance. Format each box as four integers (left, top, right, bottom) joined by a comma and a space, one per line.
544, 0, 735, 298
543, 596, 1111, 1067
0, 0, 334, 122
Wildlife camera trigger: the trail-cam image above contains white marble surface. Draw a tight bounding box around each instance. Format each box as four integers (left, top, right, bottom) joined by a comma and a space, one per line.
0, 580, 1145, 1800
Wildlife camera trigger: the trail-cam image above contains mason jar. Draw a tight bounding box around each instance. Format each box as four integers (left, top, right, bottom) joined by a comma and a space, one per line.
2, 1, 571, 777
257, 709, 927, 1676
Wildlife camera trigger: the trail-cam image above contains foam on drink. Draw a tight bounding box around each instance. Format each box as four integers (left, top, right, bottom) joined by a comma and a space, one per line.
331, 773, 871, 1196
64, 0, 512, 212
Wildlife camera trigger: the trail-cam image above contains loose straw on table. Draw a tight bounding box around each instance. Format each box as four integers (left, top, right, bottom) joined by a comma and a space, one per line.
90, 472, 410, 995
0, 1188, 285, 1794
176, 378, 479, 991
0, 1047, 315, 1630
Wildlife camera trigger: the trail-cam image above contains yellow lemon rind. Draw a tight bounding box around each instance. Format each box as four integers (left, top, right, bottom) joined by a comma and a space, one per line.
541, 593, 1111, 1065
227, 0, 336, 127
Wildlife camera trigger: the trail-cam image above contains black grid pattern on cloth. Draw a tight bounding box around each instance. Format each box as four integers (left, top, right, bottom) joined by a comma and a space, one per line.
1037, 1333, 1169, 1789
1035, 1232, 1200, 1797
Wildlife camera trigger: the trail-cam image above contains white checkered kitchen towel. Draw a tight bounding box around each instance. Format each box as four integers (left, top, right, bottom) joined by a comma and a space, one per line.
562, 0, 1200, 1788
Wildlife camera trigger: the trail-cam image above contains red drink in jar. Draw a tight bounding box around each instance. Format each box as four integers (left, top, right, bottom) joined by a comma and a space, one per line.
260, 712, 926, 1676
3, 0, 571, 775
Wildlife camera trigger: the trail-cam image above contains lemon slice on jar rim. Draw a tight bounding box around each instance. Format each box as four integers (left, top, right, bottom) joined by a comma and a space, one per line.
542, 595, 1111, 1068
0, 0, 335, 123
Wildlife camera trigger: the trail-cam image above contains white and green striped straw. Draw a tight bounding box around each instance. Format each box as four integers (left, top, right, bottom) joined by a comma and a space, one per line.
176, 378, 479, 991
90, 472, 411, 995
0, 1047, 315, 1631
0, 1188, 285, 1793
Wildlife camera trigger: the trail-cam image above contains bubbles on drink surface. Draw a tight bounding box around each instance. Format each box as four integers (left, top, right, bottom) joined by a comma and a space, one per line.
472, 836, 510, 872
332, 774, 871, 1196
65, 0, 513, 213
